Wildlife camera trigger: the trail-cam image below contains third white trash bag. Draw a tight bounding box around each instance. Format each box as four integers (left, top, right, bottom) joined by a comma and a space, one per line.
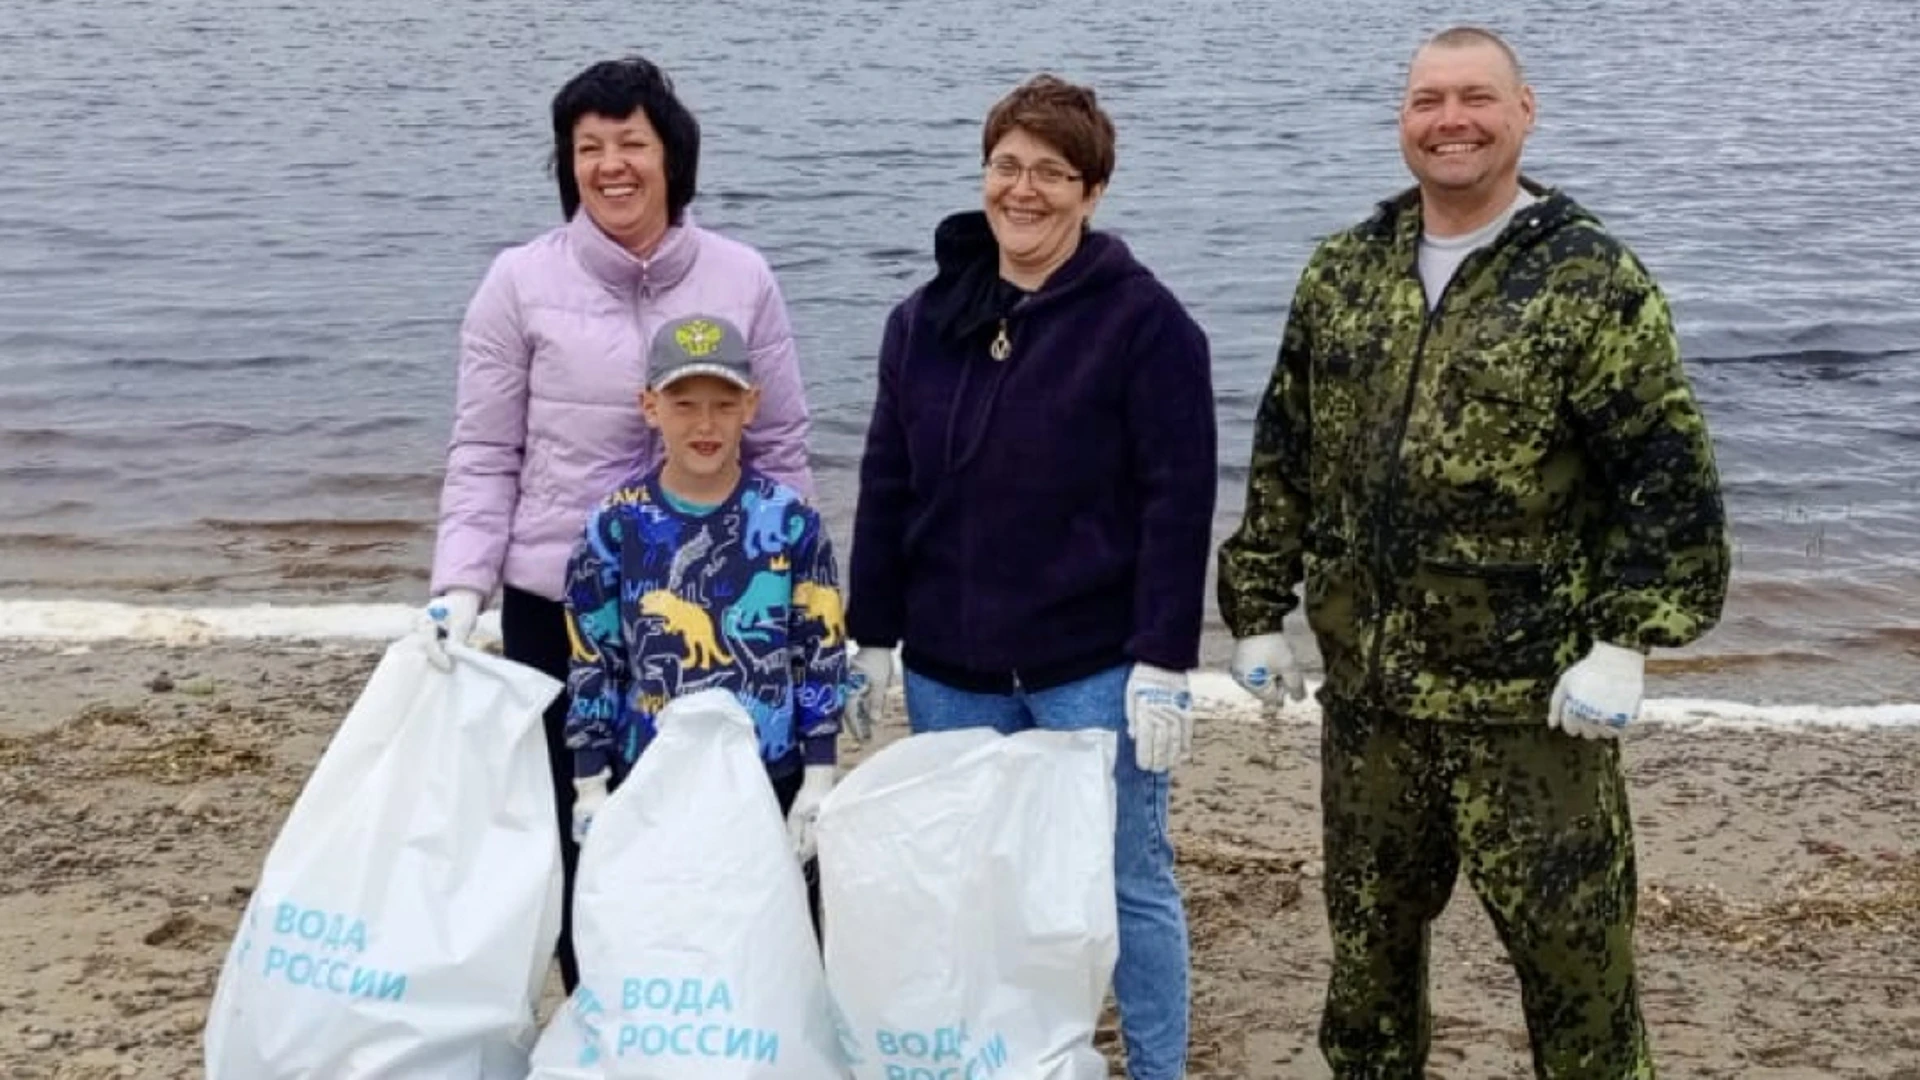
203, 636, 563, 1080
817, 728, 1120, 1080
529, 688, 845, 1079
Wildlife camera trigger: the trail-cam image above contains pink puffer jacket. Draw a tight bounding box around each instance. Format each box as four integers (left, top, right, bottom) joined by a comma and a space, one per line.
431, 211, 813, 601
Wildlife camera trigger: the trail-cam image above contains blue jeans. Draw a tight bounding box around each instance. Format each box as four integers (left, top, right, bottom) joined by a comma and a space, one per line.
903, 664, 1190, 1080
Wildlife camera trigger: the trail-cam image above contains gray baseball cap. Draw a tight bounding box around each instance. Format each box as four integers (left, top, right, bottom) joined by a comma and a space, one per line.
648, 315, 755, 391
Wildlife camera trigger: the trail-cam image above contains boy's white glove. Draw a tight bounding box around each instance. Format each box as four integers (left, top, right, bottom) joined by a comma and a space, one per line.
1230, 632, 1307, 705
1125, 663, 1192, 773
1549, 641, 1646, 739
844, 645, 894, 744
786, 765, 836, 862
414, 588, 482, 671
571, 770, 610, 843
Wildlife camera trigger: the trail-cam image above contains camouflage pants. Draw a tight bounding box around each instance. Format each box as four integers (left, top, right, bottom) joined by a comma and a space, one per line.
1318, 706, 1654, 1079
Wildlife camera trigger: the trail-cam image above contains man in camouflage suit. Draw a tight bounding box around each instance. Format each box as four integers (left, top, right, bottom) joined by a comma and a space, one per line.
1217, 26, 1730, 1079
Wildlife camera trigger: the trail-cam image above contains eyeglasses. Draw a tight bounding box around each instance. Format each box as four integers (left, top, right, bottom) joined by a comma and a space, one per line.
984, 156, 1083, 189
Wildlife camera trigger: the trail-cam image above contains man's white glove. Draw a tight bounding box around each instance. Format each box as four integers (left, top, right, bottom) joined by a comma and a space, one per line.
571, 770, 610, 843
1125, 663, 1192, 773
1549, 641, 1646, 739
786, 765, 835, 862
844, 645, 894, 745
414, 588, 482, 671
1230, 632, 1308, 705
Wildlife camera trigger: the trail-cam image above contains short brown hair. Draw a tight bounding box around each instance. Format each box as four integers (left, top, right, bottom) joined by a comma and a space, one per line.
1412, 26, 1525, 86
981, 74, 1116, 190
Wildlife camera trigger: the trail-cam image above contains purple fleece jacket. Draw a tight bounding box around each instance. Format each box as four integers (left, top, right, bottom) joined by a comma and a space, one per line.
847, 211, 1217, 689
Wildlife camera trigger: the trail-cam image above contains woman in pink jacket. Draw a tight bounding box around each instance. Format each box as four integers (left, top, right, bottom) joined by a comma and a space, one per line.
414, 56, 814, 990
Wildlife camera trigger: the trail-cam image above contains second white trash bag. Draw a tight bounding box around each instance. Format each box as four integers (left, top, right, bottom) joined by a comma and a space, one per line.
203, 637, 564, 1080
529, 688, 845, 1079
817, 728, 1120, 1080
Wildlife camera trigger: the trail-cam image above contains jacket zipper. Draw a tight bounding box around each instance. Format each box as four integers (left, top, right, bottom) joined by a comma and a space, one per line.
1358, 207, 1545, 697
959, 318, 1011, 670
1364, 310, 1432, 694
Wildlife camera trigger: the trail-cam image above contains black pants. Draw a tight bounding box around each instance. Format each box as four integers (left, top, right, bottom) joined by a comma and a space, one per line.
500, 586, 818, 994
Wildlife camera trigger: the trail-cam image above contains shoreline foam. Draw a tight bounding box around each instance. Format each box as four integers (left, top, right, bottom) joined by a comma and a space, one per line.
3, 599, 1916, 727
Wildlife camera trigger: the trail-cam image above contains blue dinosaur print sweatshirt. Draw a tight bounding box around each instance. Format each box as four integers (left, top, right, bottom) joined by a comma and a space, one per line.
561, 467, 848, 784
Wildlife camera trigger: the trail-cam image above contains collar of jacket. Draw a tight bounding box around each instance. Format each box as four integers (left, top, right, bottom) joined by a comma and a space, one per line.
920, 210, 1136, 341
1361, 175, 1585, 257
566, 208, 700, 296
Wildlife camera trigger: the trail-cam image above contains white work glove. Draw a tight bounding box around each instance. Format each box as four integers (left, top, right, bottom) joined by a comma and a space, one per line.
1125, 663, 1192, 773
1549, 641, 1647, 739
1230, 632, 1308, 705
571, 770, 610, 844
844, 645, 894, 745
413, 588, 482, 671
786, 765, 835, 862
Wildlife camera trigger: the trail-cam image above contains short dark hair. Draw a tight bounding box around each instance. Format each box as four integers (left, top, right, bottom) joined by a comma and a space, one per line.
981, 74, 1116, 190
550, 57, 701, 223
1413, 26, 1525, 86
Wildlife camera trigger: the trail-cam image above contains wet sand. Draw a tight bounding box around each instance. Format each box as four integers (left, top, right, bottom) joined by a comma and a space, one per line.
0, 638, 1916, 1079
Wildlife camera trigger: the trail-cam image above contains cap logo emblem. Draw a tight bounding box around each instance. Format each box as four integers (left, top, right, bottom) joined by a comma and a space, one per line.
675, 319, 724, 358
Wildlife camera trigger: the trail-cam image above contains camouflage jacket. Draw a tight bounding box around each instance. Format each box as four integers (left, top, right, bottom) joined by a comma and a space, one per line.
1218, 184, 1730, 723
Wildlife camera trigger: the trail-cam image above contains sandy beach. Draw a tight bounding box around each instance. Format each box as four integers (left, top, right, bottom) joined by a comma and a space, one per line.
1, 636, 1916, 1079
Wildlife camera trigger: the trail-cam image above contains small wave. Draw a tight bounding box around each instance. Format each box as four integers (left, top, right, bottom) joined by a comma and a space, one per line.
1647, 650, 1833, 674
0, 462, 119, 485
705, 188, 780, 205
194, 517, 429, 539
807, 414, 871, 441
1855, 625, 1920, 650
300, 471, 439, 498
1731, 575, 1914, 607
0, 426, 96, 450
0, 328, 93, 351
329, 414, 427, 438
0, 420, 275, 452
1688, 319, 1920, 366
160, 207, 248, 224
101, 353, 322, 373
280, 561, 418, 584
805, 450, 863, 474
0, 532, 130, 553
1692, 347, 1914, 373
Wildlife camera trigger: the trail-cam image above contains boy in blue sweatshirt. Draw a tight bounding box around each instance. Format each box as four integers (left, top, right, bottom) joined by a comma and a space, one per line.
561, 314, 847, 862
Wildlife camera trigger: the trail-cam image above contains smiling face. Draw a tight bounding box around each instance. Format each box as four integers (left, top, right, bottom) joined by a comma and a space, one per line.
1399, 40, 1535, 222
642, 375, 759, 499
982, 128, 1104, 290
572, 110, 671, 255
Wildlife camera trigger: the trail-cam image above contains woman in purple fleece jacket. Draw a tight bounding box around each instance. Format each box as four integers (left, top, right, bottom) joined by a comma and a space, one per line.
845, 75, 1217, 1080
414, 57, 814, 992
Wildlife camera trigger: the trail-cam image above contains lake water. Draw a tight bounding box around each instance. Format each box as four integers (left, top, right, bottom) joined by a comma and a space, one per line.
2, 0, 1917, 701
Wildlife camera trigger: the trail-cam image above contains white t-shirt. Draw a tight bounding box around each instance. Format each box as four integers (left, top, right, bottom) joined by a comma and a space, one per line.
1418, 189, 1540, 310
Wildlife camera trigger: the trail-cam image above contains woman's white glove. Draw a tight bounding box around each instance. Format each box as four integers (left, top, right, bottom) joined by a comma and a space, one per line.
786, 765, 836, 862
844, 645, 894, 744
1125, 663, 1192, 773
1549, 641, 1646, 739
1230, 632, 1308, 705
414, 588, 482, 671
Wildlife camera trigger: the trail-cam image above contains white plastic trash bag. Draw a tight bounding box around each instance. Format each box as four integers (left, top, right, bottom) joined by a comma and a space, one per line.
817, 728, 1119, 1080
204, 637, 564, 1080
529, 688, 845, 1079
